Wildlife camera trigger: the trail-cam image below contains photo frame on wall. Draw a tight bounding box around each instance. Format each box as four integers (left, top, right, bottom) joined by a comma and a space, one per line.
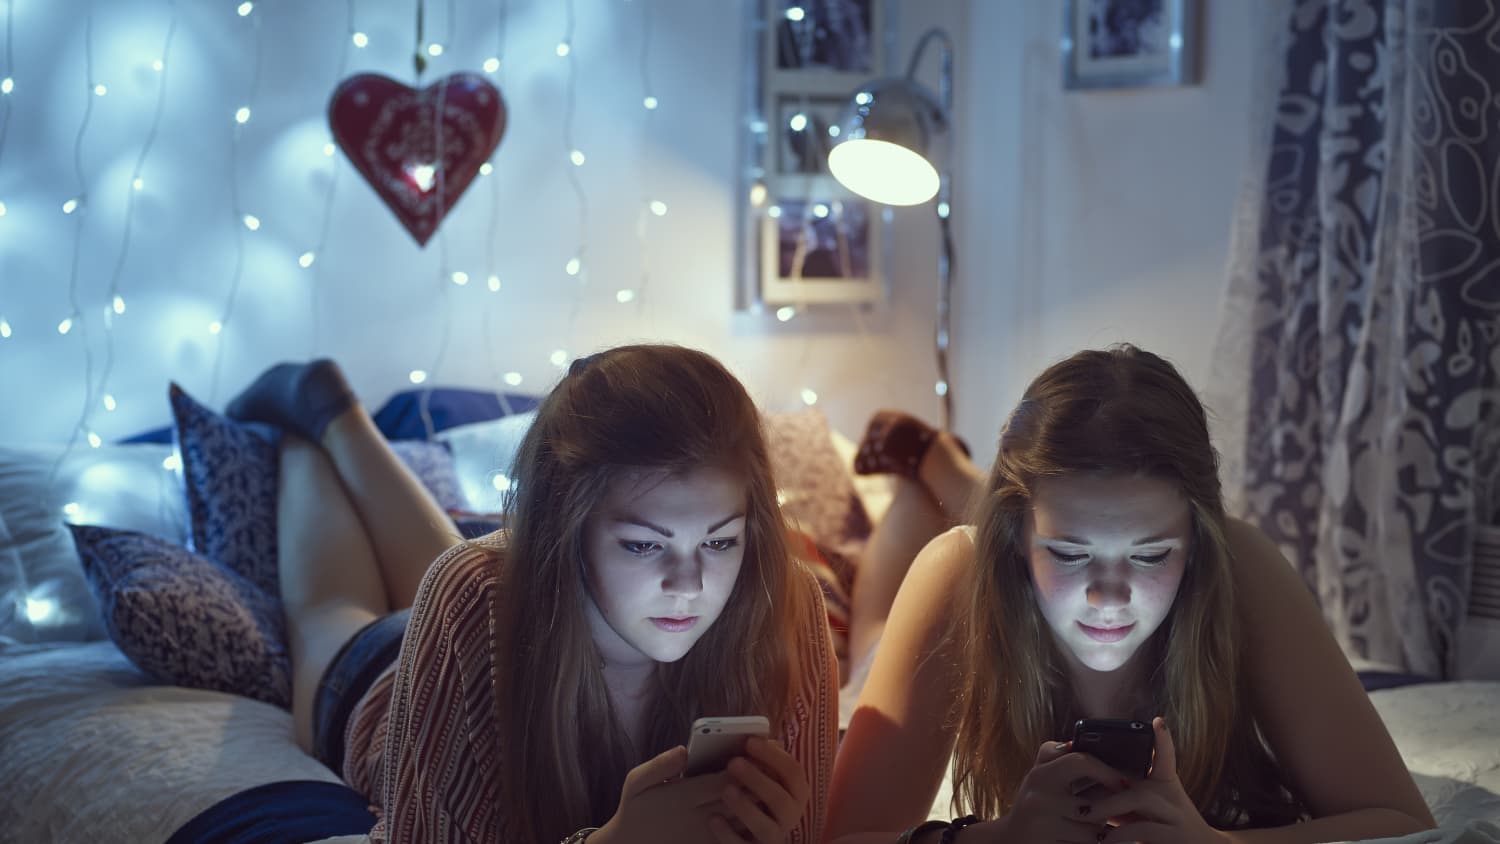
738, 0, 894, 309
1062, 0, 1199, 90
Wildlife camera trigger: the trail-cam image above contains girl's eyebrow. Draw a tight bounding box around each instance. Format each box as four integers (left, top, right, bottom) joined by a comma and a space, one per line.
1039, 532, 1180, 546
612, 512, 746, 537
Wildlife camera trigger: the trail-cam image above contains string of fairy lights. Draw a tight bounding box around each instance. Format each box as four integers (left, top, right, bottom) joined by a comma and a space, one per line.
0, 0, 898, 459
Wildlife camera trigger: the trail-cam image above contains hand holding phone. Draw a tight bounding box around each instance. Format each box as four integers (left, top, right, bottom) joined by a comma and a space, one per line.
684, 715, 770, 777
1071, 718, 1155, 779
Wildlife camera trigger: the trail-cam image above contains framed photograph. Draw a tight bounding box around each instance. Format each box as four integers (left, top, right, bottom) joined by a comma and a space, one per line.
1063, 0, 1199, 90
775, 0, 876, 73
759, 197, 882, 305
775, 96, 844, 175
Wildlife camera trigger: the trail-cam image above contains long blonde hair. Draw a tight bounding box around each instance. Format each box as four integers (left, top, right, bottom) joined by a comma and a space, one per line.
485, 344, 811, 842
951, 345, 1306, 828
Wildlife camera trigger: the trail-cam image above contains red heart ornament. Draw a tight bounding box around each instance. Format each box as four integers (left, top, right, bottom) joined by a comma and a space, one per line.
328, 72, 506, 247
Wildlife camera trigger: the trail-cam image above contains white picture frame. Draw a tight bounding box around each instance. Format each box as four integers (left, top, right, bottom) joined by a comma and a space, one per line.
1063, 0, 1200, 90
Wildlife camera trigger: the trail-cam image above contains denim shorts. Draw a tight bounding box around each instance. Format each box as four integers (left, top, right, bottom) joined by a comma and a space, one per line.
311, 608, 412, 776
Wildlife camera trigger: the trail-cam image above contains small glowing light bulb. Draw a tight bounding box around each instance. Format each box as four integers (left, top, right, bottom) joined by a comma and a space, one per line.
451, 271, 469, 286
112, 295, 125, 314
570, 149, 586, 167
813, 203, 830, 218
152, 59, 164, 72
162, 454, 181, 471
242, 214, 260, 231
426, 43, 444, 57
800, 388, 818, 406
487, 275, 501, 292
556, 42, 571, 57
103, 393, 117, 411
58, 317, 74, 335
0, 199, 7, 216
208, 320, 223, 335
491, 474, 512, 492
352, 32, 368, 48
62, 502, 82, 518
87, 431, 102, 448
855, 91, 872, 105
322, 143, 336, 157
749, 183, 767, 206
483, 57, 500, 73
132, 177, 144, 191
410, 164, 436, 191
935, 380, 949, 396
616, 289, 636, 303
26, 597, 58, 623
298, 252, 315, 268
550, 349, 569, 367
504, 371, 523, 387
235, 106, 251, 124
565, 257, 581, 276
776, 306, 796, 322
788, 113, 808, 132
938, 202, 951, 219
237, 2, 253, 17
93, 83, 107, 97
0, 319, 11, 339
785, 6, 806, 22
409, 370, 428, 384
649, 200, 667, 216
828, 124, 841, 137
62, 198, 80, 215
479, 162, 493, 176
767, 205, 783, 219
643, 95, 658, 110
1, 78, 13, 95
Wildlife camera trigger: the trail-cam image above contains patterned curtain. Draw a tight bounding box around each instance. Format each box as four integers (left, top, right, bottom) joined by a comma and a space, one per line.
1209, 0, 1500, 678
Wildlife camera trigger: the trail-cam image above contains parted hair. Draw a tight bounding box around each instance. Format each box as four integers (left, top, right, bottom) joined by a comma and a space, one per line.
484, 343, 812, 843
951, 344, 1307, 828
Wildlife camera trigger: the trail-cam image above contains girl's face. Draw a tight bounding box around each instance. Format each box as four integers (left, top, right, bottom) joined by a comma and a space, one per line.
1024, 472, 1190, 675
582, 464, 748, 668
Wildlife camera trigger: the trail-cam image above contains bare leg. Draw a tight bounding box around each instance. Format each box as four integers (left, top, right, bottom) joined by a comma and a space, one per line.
278, 435, 391, 753
846, 477, 950, 673
919, 431, 986, 523
318, 405, 460, 610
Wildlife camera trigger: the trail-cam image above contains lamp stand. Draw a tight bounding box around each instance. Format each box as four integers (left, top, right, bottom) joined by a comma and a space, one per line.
909, 28, 956, 431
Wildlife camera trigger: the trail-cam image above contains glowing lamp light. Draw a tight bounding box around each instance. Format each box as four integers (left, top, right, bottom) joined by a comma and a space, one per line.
487, 275, 500, 292
102, 393, 117, 411
503, 371, 523, 386
112, 295, 125, 314
649, 200, 667, 216
800, 388, 819, 406
550, 349, 569, 367
408, 370, 428, 384
408, 163, 437, 192
828, 139, 939, 206
298, 252, 315, 268
352, 32, 369, 48
615, 289, 636, 303
776, 306, 796, 322
483, 57, 500, 73
237, 2, 253, 17
565, 257, 582, 276
58, 317, 74, 335
451, 271, 469, 286
242, 214, 260, 231
26, 597, 57, 624
556, 42, 571, 57
643, 95, 658, 110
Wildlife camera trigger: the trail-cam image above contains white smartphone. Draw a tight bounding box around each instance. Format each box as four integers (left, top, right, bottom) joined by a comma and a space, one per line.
684, 716, 770, 777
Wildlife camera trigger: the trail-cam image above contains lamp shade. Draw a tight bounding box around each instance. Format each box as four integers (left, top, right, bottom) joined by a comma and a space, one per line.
828, 77, 949, 206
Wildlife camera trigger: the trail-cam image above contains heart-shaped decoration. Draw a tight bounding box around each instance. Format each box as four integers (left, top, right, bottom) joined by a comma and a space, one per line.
328, 72, 507, 247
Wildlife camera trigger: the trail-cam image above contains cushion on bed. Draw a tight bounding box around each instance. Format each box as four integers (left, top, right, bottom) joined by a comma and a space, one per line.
371, 386, 538, 440
763, 407, 873, 561
71, 524, 291, 708
388, 439, 468, 512
171, 384, 283, 598
433, 410, 537, 512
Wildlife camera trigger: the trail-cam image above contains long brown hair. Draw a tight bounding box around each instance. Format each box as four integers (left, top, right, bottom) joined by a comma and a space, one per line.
486, 343, 810, 842
951, 344, 1306, 828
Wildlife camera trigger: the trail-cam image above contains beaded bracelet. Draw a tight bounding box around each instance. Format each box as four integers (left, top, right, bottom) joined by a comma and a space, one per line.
940, 815, 980, 843
558, 827, 598, 844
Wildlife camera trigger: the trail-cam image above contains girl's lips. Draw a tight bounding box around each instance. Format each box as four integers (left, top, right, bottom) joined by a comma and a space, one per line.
650, 616, 699, 633
1078, 622, 1135, 643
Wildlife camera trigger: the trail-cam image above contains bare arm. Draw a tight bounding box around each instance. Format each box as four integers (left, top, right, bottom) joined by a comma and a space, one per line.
1218, 518, 1435, 842
825, 528, 974, 843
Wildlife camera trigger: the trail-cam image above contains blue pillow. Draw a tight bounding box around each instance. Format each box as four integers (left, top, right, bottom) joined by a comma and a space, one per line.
71, 523, 291, 708
371, 387, 538, 440
170, 384, 282, 598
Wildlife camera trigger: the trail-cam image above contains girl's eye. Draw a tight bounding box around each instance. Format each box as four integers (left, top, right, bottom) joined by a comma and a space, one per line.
704, 537, 740, 553
1132, 551, 1170, 565
620, 541, 660, 556
1048, 549, 1088, 565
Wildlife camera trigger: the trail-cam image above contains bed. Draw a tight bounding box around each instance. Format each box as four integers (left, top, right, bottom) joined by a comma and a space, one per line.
1, 383, 1497, 843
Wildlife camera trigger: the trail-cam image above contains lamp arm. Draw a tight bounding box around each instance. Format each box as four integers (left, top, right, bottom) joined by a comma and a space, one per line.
904, 27, 954, 115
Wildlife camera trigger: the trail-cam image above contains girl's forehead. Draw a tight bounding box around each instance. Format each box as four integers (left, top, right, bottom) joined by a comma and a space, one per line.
1029, 473, 1189, 534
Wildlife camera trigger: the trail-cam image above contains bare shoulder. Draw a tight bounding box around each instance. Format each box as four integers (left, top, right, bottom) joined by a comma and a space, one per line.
824, 527, 975, 838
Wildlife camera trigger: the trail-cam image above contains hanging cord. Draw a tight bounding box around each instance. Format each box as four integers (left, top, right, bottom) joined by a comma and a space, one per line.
561, 0, 589, 344
307, 0, 357, 357
481, 0, 516, 416
633, 0, 655, 322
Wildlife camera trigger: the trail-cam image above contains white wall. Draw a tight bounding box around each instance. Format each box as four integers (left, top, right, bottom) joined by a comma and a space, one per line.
0, 0, 1255, 457
951, 1, 1258, 466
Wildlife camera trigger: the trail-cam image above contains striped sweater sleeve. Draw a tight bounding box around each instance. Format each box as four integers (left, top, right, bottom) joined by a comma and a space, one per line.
370, 541, 505, 844
788, 564, 840, 844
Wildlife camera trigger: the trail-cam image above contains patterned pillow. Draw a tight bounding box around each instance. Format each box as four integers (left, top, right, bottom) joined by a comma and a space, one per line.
70, 524, 291, 708
762, 407, 873, 561
170, 384, 281, 598
389, 440, 467, 513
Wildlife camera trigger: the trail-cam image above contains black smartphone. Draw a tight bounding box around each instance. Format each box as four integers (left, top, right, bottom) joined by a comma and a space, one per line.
1071, 719, 1155, 779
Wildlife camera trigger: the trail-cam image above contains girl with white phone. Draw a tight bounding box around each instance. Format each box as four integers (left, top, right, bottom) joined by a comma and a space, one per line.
231, 346, 839, 843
